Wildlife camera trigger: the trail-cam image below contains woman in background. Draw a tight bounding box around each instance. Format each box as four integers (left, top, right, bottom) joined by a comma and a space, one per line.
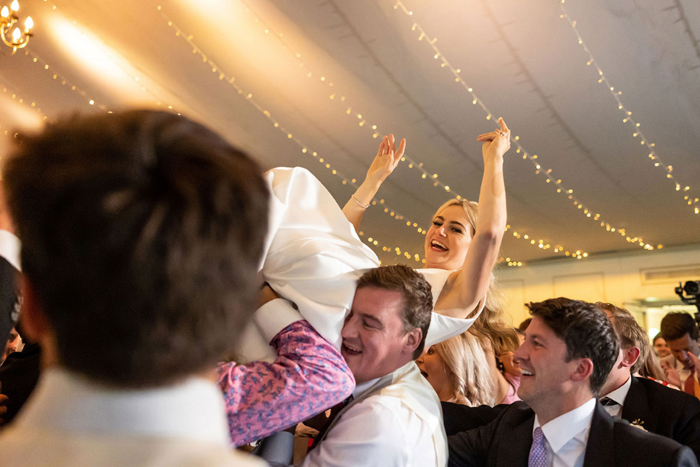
654, 333, 671, 359
416, 332, 494, 406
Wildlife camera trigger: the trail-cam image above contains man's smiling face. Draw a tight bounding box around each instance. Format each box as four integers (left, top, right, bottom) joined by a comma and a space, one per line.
514, 316, 580, 410
341, 286, 413, 384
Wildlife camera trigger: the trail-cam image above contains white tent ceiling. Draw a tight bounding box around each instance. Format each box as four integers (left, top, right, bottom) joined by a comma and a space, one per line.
1, 0, 698, 266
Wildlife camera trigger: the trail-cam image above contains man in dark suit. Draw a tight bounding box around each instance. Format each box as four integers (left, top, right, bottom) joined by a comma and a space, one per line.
598, 303, 700, 458
0, 184, 19, 347
448, 298, 697, 467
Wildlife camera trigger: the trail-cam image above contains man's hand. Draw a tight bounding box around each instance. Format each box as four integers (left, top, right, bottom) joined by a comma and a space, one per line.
661, 359, 682, 388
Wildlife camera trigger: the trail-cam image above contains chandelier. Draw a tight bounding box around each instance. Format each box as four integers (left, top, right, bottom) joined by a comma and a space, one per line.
1, 0, 32, 54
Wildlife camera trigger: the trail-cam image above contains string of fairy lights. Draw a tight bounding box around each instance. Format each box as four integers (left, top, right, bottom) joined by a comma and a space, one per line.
392, 0, 662, 253
22, 48, 110, 112
235, 1, 542, 264
0, 73, 48, 121
157, 5, 428, 264
11, 1, 678, 263
236, 0, 629, 261
558, 0, 699, 215
34, 0, 184, 118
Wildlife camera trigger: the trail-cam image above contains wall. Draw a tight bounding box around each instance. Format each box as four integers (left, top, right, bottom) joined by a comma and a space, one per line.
495, 244, 700, 331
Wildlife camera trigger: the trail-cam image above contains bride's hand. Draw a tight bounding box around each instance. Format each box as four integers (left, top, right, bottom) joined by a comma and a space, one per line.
364, 134, 406, 186
477, 117, 511, 161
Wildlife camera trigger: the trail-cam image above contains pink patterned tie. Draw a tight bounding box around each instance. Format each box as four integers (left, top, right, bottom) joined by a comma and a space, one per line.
529, 426, 547, 467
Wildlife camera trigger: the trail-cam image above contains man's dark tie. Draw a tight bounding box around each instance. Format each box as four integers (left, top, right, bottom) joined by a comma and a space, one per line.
309, 395, 353, 450
600, 397, 619, 407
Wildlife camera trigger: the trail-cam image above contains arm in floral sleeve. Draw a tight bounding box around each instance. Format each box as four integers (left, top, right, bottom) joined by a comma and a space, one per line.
217, 302, 354, 447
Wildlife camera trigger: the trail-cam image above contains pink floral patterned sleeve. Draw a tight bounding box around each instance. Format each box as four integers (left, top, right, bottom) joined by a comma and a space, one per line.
217, 320, 355, 447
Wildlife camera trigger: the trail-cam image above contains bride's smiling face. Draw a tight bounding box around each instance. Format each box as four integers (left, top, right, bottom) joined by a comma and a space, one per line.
424, 205, 473, 270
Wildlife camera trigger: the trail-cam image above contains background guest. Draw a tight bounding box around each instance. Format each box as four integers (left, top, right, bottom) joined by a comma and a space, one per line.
655, 333, 672, 358
598, 303, 700, 458
1, 329, 20, 365
416, 331, 495, 406
660, 312, 700, 396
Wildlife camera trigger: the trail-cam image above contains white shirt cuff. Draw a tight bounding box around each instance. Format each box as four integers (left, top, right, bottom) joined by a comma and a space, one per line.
0, 230, 21, 271
253, 298, 303, 344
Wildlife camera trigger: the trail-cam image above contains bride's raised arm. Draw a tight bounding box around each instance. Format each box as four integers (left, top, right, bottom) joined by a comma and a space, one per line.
433, 118, 509, 319
342, 134, 405, 231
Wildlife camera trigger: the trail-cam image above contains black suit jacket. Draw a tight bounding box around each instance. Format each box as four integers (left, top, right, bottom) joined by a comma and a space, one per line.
620, 376, 700, 458
448, 401, 698, 467
442, 402, 504, 436
0, 256, 18, 346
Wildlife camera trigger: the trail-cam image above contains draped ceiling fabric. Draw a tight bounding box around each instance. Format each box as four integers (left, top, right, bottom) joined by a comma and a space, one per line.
0, 0, 698, 267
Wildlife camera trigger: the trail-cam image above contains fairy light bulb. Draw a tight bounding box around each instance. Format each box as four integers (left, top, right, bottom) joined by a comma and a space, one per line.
10, 0, 19, 12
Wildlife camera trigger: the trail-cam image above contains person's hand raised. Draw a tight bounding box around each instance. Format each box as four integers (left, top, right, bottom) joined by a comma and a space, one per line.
660, 359, 681, 388
477, 117, 511, 162
364, 134, 406, 186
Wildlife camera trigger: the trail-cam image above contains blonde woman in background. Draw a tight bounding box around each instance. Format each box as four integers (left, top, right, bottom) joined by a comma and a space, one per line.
416, 331, 495, 406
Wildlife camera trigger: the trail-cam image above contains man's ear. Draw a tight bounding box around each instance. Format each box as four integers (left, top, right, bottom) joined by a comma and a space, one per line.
404, 328, 423, 356
620, 346, 641, 369
19, 275, 51, 344
571, 357, 594, 383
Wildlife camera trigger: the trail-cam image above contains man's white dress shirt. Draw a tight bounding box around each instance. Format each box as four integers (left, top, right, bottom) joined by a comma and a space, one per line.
602, 376, 632, 419
303, 361, 447, 467
532, 398, 597, 467
0, 368, 263, 466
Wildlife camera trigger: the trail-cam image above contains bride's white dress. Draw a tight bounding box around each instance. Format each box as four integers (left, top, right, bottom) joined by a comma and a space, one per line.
238, 167, 481, 361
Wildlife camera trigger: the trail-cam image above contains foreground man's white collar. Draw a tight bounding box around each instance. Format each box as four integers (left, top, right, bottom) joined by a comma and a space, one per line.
16, 367, 230, 446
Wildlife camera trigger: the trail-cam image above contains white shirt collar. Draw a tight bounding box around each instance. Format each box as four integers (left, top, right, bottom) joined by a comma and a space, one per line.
16, 367, 231, 446
533, 398, 597, 453
604, 375, 632, 406
353, 377, 381, 398
351, 361, 415, 398
0, 230, 21, 271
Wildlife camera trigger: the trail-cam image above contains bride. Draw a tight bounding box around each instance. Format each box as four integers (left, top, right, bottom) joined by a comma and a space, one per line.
240, 118, 512, 365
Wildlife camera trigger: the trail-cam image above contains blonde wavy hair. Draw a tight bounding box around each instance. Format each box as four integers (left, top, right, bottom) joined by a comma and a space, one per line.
432, 331, 495, 406
434, 199, 520, 355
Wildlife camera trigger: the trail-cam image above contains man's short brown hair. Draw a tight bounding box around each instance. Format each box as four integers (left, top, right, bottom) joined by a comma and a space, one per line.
661, 312, 699, 342
527, 298, 619, 396
356, 265, 432, 359
597, 302, 664, 379
3, 110, 269, 388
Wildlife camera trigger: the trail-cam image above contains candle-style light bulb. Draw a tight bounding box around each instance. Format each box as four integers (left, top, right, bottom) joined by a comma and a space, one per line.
10, 0, 19, 12
24, 15, 32, 32
12, 26, 20, 42
1, 6, 9, 17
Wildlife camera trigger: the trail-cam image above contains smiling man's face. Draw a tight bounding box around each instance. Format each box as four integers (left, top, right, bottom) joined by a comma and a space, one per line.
514, 316, 580, 410
341, 286, 415, 384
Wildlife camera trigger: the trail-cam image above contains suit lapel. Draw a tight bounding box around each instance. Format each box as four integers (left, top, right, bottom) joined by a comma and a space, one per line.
497, 412, 533, 467
583, 403, 615, 467
620, 377, 654, 430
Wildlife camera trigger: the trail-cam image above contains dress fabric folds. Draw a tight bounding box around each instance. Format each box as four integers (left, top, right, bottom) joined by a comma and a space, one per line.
238, 167, 479, 362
